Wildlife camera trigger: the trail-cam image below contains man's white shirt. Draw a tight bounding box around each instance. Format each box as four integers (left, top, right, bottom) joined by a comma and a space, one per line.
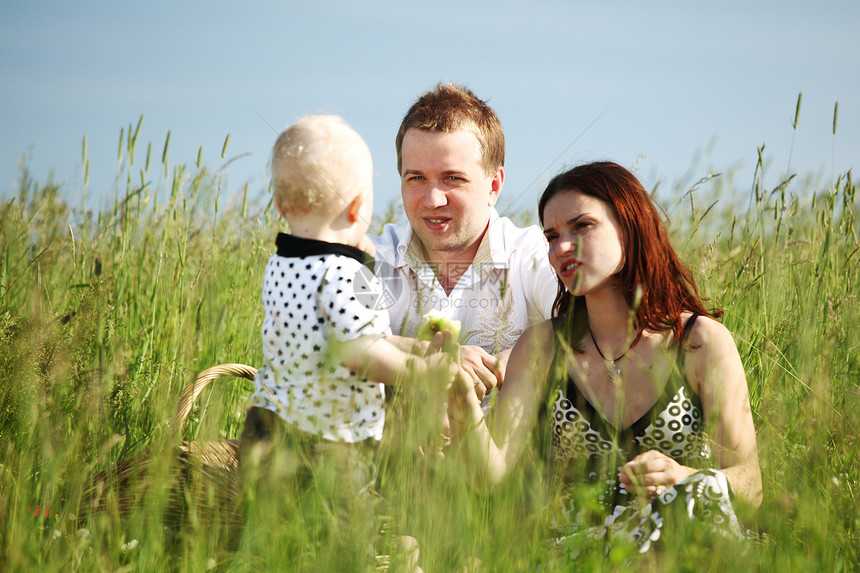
372, 208, 557, 355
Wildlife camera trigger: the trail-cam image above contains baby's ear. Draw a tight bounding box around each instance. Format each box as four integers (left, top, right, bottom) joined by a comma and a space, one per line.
347, 193, 364, 223
273, 195, 286, 218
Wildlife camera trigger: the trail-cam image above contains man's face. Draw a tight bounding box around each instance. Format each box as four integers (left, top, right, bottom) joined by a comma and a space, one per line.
400, 128, 503, 264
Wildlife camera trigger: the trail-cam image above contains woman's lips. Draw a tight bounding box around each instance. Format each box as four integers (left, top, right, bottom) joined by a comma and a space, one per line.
557, 258, 583, 278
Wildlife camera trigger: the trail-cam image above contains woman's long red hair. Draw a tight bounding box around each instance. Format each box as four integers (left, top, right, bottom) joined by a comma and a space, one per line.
538, 161, 721, 341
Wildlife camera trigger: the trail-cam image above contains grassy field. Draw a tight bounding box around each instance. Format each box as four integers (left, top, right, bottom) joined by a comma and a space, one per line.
0, 118, 857, 571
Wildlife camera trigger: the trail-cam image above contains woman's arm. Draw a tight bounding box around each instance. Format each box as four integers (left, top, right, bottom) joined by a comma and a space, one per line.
689, 317, 763, 507
447, 321, 555, 490
619, 318, 762, 507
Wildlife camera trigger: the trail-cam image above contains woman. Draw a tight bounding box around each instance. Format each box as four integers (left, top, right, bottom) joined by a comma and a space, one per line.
447, 162, 762, 554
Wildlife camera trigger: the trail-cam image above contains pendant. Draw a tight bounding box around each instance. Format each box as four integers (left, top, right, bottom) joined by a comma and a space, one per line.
606, 361, 622, 381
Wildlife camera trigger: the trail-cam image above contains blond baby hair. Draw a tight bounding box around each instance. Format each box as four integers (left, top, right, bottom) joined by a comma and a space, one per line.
271, 115, 372, 217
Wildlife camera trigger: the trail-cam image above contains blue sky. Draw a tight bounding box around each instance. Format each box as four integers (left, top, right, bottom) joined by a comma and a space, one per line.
2, 1, 858, 221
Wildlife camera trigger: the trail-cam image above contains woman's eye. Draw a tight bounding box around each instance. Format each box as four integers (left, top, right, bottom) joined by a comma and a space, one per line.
544, 234, 558, 243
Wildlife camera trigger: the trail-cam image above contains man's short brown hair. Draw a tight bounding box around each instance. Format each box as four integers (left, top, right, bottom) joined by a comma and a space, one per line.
395, 82, 505, 176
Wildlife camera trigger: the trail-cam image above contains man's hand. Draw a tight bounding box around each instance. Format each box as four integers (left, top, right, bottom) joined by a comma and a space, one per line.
459, 345, 502, 401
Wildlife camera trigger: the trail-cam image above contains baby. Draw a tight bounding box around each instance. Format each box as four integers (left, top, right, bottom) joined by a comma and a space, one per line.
238, 115, 457, 564
246, 114, 387, 444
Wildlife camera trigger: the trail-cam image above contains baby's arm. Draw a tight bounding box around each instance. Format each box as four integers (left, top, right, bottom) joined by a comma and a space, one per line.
338, 333, 459, 392
317, 259, 460, 392
386, 333, 430, 355
386, 334, 502, 399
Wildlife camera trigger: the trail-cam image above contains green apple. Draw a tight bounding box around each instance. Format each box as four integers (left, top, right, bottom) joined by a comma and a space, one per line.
416, 310, 461, 341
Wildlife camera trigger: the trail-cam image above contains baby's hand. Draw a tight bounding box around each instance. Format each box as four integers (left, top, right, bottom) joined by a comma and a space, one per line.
417, 310, 462, 342
424, 330, 464, 394
426, 328, 458, 356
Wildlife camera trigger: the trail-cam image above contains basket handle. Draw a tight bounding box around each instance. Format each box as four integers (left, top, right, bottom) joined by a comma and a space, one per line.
169, 363, 258, 437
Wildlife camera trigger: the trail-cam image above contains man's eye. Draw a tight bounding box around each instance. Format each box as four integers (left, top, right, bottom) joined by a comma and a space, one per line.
407, 175, 424, 182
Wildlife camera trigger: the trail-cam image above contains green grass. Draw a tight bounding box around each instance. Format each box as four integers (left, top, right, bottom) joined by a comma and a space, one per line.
0, 116, 857, 571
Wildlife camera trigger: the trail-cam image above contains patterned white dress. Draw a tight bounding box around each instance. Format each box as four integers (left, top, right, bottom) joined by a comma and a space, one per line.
546, 313, 741, 554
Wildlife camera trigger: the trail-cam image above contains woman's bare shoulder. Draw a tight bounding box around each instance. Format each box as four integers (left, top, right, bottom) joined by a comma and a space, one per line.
682, 313, 745, 394
684, 312, 735, 351
516, 319, 557, 356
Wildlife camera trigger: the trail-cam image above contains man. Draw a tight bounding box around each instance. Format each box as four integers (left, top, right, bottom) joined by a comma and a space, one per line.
374, 82, 557, 393
370, 84, 558, 569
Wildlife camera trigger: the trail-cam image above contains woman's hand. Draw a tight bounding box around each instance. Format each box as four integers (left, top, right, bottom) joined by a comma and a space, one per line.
619, 449, 697, 499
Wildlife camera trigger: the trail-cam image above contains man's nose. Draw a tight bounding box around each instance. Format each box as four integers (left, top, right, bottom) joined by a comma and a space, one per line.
422, 185, 447, 209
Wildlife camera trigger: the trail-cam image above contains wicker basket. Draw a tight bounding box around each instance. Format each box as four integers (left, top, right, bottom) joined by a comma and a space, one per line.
81, 363, 257, 528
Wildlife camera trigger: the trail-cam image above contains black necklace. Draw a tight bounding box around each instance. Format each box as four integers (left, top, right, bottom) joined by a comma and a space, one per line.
588, 326, 643, 381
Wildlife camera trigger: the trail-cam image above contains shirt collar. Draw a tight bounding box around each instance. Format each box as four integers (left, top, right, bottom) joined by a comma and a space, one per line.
484, 208, 511, 271
276, 233, 373, 269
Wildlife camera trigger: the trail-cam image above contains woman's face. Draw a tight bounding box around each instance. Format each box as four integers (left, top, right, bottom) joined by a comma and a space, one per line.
542, 189, 625, 297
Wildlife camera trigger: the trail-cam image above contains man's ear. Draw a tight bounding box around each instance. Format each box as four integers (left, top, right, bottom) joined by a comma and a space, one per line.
347, 193, 364, 223
488, 166, 504, 207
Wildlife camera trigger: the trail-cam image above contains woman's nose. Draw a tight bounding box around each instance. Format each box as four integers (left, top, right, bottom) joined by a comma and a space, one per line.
554, 235, 573, 257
